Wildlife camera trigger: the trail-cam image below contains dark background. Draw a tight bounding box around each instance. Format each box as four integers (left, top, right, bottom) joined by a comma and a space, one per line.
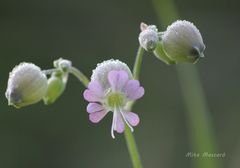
0, 0, 239, 167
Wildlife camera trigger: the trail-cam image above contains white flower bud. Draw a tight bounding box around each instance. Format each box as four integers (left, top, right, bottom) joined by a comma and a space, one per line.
138, 23, 159, 51
5, 63, 48, 108
162, 20, 205, 63
91, 59, 132, 90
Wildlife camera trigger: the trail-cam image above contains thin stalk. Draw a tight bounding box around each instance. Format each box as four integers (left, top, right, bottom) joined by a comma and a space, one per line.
42, 68, 58, 75
152, 0, 221, 168
133, 46, 145, 80
124, 45, 145, 168
69, 66, 89, 87
124, 126, 143, 168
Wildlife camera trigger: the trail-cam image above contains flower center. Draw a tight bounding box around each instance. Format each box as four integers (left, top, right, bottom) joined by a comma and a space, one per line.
107, 92, 125, 108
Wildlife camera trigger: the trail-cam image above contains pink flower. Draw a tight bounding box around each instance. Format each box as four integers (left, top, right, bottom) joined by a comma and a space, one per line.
83, 68, 144, 138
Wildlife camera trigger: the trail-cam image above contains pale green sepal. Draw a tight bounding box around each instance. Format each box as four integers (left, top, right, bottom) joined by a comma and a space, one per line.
153, 42, 176, 65
43, 71, 67, 105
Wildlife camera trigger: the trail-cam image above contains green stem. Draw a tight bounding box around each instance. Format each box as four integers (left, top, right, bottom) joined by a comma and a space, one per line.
124, 126, 143, 168
69, 66, 89, 87
124, 45, 144, 168
152, 0, 221, 168
133, 46, 145, 80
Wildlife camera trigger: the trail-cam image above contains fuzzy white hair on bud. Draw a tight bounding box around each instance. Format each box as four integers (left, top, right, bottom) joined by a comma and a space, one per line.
162, 20, 205, 63
5, 63, 48, 108
91, 59, 132, 90
139, 23, 159, 51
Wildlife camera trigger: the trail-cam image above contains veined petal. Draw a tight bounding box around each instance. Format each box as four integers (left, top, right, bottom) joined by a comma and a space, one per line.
83, 90, 103, 102
108, 70, 128, 92
87, 103, 104, 113
124, 112, 140, 126
89, 110, 108, 123
88, 81, 104, 96
124, 80, 145, 100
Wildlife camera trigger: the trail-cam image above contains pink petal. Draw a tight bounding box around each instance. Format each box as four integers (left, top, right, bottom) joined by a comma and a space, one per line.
83, 90, 102, 102
89, 110, 108, 123
87, 103, 104, 113
124, 80, 145, 100
108, 70, 129, 91
88, 81, 104, 97
114, 113, 125, 133
124, 112, 140, 126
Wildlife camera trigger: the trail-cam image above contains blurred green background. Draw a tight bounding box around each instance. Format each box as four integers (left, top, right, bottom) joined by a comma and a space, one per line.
0, 0, 239, 167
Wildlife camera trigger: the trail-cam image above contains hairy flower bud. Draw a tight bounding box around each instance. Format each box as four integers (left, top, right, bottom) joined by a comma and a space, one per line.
138, 23, 159, 51
5, 63, 47, 108
162, 20, 205, 63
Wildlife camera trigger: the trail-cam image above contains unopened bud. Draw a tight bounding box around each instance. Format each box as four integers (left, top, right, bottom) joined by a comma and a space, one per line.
54, 58, 72, 72
162, 20, 205, 63
138, 23, 159, 51
5, 63, 47, 108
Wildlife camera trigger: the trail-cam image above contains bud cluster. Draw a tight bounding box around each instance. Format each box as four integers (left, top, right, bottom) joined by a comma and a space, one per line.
43, 58, 72, 105
138, 20, 205, 64
5, 58, 72, 108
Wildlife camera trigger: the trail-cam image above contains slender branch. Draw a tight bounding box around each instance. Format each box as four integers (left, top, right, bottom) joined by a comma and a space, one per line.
124, 45, 145, 168
42, 68, 57, 75
69, 66, 89, 87
133, 46, 145, 80
124, 126, 143, 168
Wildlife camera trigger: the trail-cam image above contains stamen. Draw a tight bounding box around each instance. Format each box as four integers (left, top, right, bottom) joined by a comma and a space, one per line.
119, 108, 134, 132
111, 109, 117, 139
